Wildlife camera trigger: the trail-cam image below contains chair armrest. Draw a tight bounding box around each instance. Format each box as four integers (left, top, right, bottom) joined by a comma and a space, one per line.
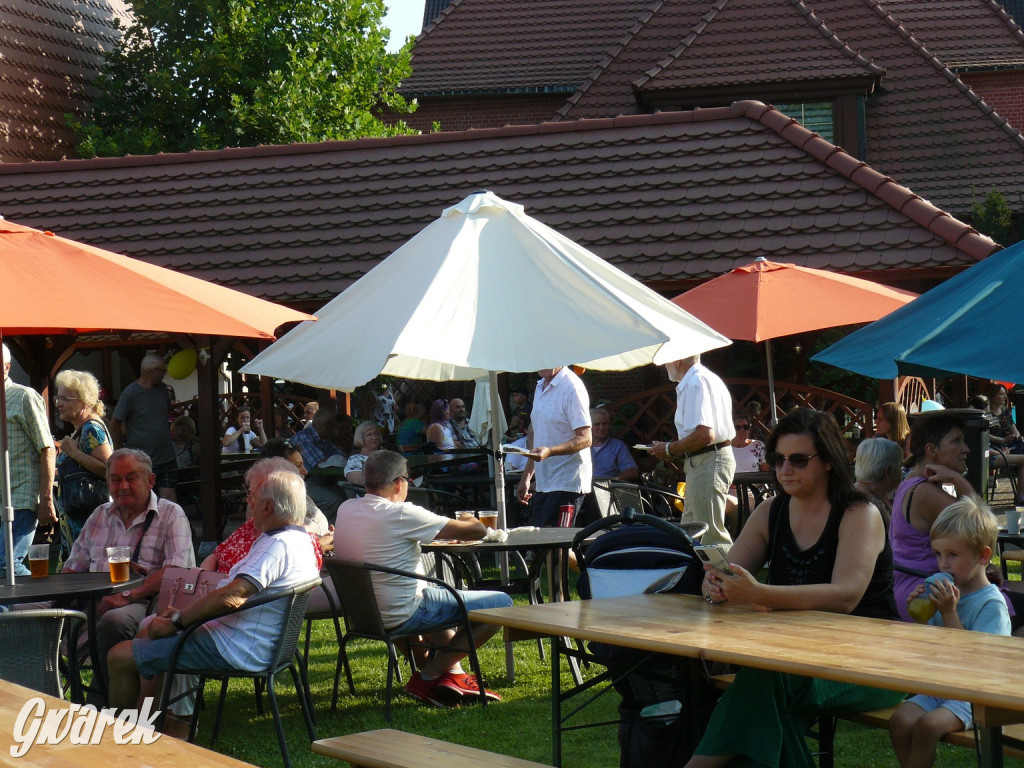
331, 559, 471, 618
173, 577, 323, 642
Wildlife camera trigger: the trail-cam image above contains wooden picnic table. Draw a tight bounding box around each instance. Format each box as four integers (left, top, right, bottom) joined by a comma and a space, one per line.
470, 592, 1024, 767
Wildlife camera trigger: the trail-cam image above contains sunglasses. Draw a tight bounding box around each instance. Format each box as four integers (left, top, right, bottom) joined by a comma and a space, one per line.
734, 423, 750, 430
766, 452, 819, 471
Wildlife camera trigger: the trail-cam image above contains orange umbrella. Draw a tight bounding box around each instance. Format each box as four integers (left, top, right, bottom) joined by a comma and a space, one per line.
0, 219, 311, 337
672, 257, 916, 422
0, 217, 314, 584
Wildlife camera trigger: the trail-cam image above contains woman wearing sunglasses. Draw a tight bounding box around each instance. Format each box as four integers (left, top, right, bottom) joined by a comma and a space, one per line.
686, 408, 903, 768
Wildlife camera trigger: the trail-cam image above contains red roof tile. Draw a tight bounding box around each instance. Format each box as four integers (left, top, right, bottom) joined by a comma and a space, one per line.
0, 0, 131, 162
882, 0, 1024, 70
401, 0, 659, 95
634, 0, 882, 93
0, 102, 995, 306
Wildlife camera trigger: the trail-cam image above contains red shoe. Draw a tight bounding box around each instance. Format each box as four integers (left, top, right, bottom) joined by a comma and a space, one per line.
404, 672, 451, 707
435, 671, 502, 702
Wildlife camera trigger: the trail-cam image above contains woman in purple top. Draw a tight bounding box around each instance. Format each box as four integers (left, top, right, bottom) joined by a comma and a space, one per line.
891, 412, 974, 621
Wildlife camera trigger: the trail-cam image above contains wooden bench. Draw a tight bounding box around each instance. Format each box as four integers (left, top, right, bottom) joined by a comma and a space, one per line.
710, 674, 1024, 761
312, 729, 548, 768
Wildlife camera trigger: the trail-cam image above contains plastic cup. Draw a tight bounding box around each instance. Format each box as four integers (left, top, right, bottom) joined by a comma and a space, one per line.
106, 546, 132, 583
1009, 508, 1023, 536
908, 572, 954, 623
28, 543, 49, 579
478, 512, 498, 529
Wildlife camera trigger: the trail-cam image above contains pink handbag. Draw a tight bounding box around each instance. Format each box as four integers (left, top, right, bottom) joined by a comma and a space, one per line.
156, 566, 223, 612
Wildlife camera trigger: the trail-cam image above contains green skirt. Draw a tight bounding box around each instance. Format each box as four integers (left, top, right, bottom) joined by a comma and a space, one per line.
694, 667, 906, 768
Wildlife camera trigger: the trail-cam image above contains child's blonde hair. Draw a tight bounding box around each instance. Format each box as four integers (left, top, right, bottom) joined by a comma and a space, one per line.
930, 495, 997, 554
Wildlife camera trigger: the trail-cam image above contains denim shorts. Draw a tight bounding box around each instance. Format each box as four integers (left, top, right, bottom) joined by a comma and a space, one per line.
389, 587, 513, 634
133, 627, 232, 678
906, 693, 973, 730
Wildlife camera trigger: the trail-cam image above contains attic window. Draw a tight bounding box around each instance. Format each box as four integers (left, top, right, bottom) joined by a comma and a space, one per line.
774, 101, 833, 142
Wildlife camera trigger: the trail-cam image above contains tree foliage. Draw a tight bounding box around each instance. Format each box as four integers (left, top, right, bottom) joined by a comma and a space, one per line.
970, 187, 1024, 246
73, 0, 417, 157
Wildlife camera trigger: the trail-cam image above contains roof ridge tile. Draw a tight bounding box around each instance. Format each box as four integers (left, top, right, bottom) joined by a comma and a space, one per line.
734, 99, 997, 260
553, 1, 664, 121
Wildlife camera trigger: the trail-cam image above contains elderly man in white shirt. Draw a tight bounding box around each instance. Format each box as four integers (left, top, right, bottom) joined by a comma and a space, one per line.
651, 355, 736, 548
515, 367, 592, 527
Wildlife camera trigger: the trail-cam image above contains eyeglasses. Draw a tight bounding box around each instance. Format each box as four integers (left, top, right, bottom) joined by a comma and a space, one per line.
767, 452, 819, 471
392, 475, 411, 484
734, 424, 750, 430
53, 395, 79, 404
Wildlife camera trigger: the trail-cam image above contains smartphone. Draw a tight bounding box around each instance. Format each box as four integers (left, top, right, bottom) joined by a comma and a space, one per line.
693, 544, 735, 575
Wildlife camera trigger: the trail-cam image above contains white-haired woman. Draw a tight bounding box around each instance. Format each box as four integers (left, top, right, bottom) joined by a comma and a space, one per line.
54, 369, 112, 557
344, 421, 383, 486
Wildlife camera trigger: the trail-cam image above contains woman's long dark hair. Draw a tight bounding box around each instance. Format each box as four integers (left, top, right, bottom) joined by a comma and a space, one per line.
766, 408, 866, 512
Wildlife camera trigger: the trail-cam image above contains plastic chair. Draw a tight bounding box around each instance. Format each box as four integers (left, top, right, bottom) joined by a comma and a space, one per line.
324, 558, 489, 721
158, 577, 322, 768
0, 608, 86, 700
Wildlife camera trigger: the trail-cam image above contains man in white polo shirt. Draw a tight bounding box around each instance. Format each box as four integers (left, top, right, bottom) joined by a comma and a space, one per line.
651, 355, 735, 548
515, 367, 592, 527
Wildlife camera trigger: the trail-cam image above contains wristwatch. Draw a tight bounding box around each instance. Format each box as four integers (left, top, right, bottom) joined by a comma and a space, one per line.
121, 589, 134, 601
170, 610, 185, 630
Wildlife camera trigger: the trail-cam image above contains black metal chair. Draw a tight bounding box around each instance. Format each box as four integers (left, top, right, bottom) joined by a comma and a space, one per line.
0, 608, 86, 700
989, 444, 1019, 504
302, 576, 353, 710
324, 558, 490, 721
157, 577, 322, 768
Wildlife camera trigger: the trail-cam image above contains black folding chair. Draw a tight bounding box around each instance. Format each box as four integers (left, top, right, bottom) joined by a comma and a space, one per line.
158, 577, 322, 768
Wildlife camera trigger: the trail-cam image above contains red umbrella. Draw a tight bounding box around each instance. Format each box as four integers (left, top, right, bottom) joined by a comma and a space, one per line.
0, 217, 315, 584
672, 257, 917, 421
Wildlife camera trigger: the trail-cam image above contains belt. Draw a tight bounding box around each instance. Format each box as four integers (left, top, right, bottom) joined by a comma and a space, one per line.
683, 440, 731, 460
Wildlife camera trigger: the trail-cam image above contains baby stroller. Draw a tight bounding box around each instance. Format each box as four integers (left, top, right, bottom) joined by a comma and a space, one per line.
570, 508, 716, 768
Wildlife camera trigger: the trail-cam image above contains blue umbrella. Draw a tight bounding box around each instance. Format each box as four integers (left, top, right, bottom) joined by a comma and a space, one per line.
812, 240, 1023, 382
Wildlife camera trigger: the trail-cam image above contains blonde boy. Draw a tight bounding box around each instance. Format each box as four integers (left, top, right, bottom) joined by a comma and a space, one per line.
889, 496, 1011, 768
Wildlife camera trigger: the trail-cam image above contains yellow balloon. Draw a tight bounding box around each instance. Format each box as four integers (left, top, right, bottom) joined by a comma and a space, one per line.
167, 349, 198, 379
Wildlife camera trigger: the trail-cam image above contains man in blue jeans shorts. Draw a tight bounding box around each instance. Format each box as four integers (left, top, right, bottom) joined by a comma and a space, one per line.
333, 450, 512, 707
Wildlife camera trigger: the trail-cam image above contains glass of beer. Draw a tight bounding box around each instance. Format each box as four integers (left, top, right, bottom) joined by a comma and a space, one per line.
28, 543, 49, 578
106, 546, 132, 584
478, 511, 499, 529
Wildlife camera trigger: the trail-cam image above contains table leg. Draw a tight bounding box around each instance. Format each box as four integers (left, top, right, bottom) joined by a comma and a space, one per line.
87, 598, 106, 700
978, 725, 1004, 768
551, 633, 562, 768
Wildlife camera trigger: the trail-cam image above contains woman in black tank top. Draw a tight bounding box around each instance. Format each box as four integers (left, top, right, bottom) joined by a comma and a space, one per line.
688, 409, 903, 768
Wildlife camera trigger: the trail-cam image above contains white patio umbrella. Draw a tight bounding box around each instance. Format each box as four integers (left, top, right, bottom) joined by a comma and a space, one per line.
242, 190, 729, 677
242, 190, 730, 493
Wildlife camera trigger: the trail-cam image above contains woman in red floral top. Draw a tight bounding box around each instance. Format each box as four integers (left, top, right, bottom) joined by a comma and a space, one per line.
201, 457, 324, 573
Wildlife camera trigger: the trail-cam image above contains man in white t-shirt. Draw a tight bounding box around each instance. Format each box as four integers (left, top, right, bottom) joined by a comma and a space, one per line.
106, 467, 320, 710
515, 367, 592, 527
333, 451, 512, 707
651, 355, 736, 548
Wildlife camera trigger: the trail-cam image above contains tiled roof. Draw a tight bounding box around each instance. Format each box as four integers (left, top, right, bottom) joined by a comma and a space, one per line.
634, 0, 883, 94
0, 102, 995, 306
547, 0, 1024, 214
807, 0, 1024, 213
401, 0, 659, 95
0, 0, 131, 162
881, 0, 1024, 70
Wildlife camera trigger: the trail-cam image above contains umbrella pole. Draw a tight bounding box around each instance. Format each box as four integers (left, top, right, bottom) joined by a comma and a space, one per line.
1, 332, 15, 586
765, 339, 779, 428
488, 371, 515, 682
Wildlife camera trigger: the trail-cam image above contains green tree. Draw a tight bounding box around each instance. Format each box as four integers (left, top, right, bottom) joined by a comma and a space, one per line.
970, 187, 1014, 245
72, 0, 417, 157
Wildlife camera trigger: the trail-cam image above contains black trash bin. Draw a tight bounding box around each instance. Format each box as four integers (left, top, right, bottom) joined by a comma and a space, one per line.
909, 408, 992, 497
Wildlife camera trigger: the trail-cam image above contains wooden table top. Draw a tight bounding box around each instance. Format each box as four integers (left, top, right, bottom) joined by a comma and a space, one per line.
0, 679, 256, 765
470, 593, 1024, 722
